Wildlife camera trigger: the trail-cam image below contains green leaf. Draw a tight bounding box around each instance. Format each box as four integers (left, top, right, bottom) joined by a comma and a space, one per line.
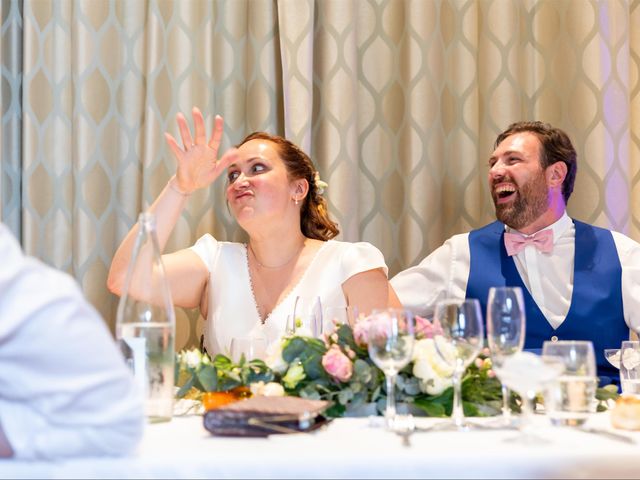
176, 376, 194, 398
282, 337, 309, 363
338, 388, 355, 405
412, 398, 447, 417
195, 366, 218, 392
352, 359, 372, 383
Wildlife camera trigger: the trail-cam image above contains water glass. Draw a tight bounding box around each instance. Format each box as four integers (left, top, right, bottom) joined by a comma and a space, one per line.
620, 341, 640, 396
293, 296, 323, 337
542, 340, 597, 426
229, 336, 267, 363
367, 308, 415, 428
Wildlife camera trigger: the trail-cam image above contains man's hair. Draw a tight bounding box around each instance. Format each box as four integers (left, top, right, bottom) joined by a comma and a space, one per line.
494, 121, 577, 203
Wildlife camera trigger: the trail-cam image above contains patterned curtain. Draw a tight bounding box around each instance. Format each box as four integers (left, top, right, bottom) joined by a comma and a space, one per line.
1, 0, 639, 350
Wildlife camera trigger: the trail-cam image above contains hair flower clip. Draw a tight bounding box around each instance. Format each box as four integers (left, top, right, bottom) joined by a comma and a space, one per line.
314, 171, 328, 195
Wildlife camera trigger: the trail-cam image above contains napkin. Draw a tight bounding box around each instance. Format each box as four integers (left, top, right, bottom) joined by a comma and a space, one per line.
203, 395, 331, 437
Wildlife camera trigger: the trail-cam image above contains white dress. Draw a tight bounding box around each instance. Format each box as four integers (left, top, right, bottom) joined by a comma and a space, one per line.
190, 237, 388, 356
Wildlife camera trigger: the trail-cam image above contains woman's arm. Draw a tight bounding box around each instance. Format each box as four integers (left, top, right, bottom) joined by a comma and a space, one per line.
107, 108, 237, 308
342, 267, 402, 316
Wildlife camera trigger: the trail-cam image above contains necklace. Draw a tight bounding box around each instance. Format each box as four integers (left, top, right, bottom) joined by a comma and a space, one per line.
248, 241, 305, 269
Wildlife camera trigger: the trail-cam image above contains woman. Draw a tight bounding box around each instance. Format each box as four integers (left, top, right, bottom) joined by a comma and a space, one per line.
108, 107, 400, 356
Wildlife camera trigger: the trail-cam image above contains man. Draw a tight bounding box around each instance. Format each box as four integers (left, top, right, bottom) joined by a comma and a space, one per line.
391, 121, 640, 383
0, 222, 144, 460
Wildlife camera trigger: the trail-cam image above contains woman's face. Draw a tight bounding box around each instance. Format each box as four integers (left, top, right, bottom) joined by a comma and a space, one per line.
225, 139, 299, 227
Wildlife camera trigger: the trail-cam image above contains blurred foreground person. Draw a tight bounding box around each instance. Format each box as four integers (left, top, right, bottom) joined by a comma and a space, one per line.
0, 223, 143, 460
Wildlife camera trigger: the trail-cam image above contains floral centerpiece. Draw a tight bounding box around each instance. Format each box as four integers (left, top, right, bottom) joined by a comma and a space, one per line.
176, 317, 619, 417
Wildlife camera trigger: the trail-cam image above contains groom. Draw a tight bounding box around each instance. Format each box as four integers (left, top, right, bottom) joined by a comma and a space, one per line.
391, 121, 640, 383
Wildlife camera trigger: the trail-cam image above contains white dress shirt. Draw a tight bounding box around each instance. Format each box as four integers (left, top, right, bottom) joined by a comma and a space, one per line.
0, 223, 144, 460
391, 213, 640, 335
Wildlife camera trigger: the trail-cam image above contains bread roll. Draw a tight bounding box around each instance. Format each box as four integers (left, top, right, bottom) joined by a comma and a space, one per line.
611, 396, 640, 430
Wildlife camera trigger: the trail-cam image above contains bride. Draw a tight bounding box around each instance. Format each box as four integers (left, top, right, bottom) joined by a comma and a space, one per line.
108, 107, 400, 356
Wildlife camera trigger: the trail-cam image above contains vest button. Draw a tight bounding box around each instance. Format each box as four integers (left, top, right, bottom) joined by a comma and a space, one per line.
551, 335, 558, 342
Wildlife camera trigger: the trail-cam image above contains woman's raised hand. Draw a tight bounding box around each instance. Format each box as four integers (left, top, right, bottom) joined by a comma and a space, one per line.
164, 107, 238, 194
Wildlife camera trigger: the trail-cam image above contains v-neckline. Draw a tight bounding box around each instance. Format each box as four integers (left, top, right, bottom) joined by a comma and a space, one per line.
244, 241, 329, 324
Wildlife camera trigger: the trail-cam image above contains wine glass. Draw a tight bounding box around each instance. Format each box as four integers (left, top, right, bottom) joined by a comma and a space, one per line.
495, 351, 564, 443
620, 341, 640, 396
542, 340, 597, 427
367, 308, 415, 428
229, 336, 267, 363
293, 296, 323, 337
486, 287, 526, 427
433, 298, 484, 430
604, 348, 621, 369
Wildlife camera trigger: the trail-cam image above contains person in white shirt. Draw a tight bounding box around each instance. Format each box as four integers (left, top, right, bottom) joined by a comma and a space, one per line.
0, 223, 144, 460
391, 121, 640, 383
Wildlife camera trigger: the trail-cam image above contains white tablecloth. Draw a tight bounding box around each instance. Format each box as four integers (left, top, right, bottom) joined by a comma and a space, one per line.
2, 412, 640, 479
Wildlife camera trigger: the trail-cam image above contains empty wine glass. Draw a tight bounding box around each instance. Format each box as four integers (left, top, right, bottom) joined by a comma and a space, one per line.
486, 287, 526, 427
293, 296, 323, 337
495, 351, 564, 443
433, 298, 484, 430
367, 308, 415, 428
229, 336, 267, 363
604, 348, 621, 369
620, 341, 640, 396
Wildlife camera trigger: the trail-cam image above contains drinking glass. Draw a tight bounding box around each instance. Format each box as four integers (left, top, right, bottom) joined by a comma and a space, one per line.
367, 308, 415, 428
486, 287, 526, 427
620, 341, 640, 396
604, 349, 621, 369
229, 336, 267, 363
293, 296, 323, 337
542, 340, 597, 427
433, 299, 484, 430
494, 351, 564, 442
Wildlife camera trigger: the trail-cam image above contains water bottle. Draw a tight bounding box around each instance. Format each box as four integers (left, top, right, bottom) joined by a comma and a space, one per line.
116, 212, 176, 423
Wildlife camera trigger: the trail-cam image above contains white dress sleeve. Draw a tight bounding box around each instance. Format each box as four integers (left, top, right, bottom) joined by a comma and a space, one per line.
338, 241, 388, 280
0, 225, 144, 460
189, 233, 220, 272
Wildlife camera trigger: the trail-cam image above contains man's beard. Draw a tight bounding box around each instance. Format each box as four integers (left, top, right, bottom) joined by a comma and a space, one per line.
492, 172, 549, 230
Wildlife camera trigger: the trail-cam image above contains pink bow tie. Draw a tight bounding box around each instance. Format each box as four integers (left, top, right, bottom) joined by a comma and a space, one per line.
504, 229, 554, 256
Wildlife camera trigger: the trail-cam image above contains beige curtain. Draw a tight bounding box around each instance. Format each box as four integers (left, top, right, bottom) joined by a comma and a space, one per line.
1, 0, 639, 350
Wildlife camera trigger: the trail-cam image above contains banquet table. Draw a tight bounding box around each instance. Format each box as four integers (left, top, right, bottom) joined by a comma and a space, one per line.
3, 411, 640, 479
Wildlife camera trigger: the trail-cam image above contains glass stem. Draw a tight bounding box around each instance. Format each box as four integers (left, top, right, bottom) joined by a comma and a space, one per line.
501, 383, 511, 421
385, 373, 397, 427
451, 366, 464, 428
519, 390, 535, 434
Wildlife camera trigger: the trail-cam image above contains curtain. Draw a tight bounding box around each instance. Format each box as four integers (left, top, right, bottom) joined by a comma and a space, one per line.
1, 0, 639, 350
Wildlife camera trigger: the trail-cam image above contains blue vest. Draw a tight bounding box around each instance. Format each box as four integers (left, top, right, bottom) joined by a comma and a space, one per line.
465, 220, 626, 383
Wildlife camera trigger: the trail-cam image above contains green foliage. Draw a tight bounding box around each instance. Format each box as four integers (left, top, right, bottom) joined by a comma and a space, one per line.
175, 349, 273, 396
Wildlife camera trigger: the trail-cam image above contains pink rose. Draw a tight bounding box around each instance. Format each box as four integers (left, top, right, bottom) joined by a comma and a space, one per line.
415, 315, 444, 339
322, 345, 353, 382
353, 317, 371, 347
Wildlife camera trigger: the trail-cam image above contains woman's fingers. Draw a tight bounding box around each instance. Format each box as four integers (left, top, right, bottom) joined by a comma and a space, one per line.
176, 113, 194, 150
192, 107, 207, 146
208, 115, 224, 153
165, 132, 183, 161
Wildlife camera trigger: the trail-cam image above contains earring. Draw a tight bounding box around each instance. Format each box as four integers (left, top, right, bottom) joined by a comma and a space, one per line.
294, 197, 299, 206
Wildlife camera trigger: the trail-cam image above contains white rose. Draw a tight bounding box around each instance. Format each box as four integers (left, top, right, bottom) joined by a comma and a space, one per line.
261, 382, 285, 397
184, 348, 203, 369
422, 374, 453, 396
265, 341, 288, 374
